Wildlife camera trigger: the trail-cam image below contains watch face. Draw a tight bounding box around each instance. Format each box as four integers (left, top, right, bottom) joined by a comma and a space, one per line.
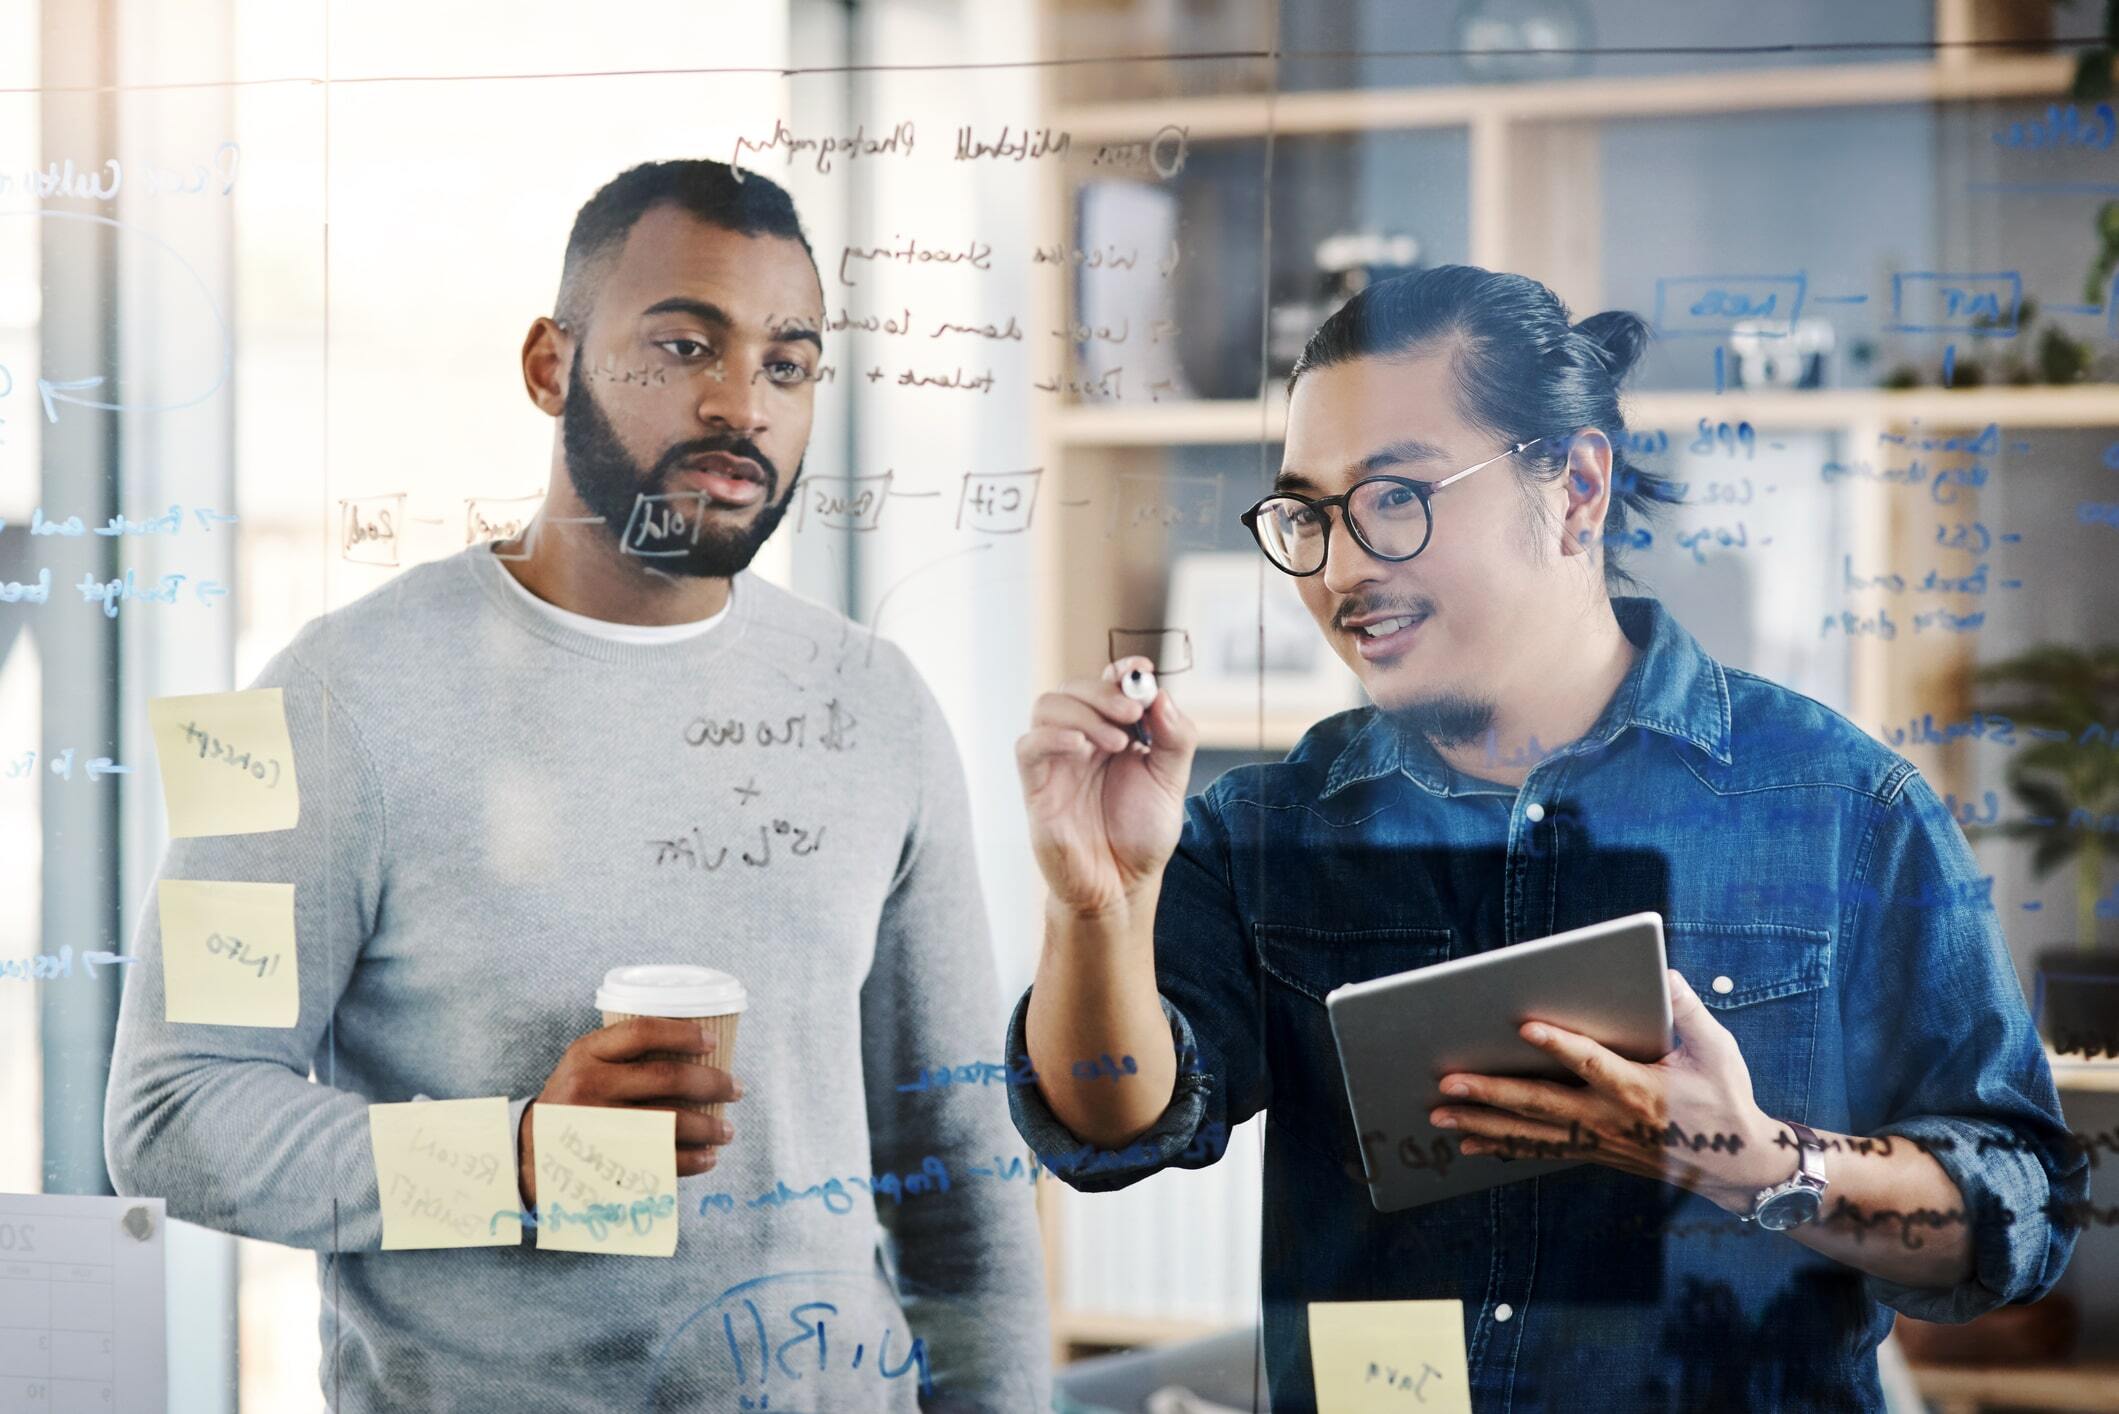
1758, 1187, 1823, 1232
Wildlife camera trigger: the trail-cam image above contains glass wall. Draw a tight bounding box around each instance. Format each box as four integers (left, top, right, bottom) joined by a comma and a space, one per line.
4, 1, 2117, 1409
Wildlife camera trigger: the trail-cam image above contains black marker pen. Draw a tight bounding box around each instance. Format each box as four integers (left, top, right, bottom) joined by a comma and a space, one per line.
1119, 665, 1156, 750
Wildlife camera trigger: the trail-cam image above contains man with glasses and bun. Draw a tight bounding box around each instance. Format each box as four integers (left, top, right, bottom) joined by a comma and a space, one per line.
1007, 265, 2082, 1410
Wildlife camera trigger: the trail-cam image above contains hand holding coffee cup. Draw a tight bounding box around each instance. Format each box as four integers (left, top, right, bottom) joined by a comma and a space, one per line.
516, 966, 748, 1207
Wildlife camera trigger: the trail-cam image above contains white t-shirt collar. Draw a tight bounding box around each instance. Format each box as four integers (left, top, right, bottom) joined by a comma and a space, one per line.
489, 549, 731, 646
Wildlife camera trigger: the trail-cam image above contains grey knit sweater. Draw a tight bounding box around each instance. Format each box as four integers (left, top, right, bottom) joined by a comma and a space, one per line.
104, 545, 1052, 1412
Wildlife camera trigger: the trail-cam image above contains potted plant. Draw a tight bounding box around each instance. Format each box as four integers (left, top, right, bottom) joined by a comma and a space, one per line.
1967, 644, 2119, 1060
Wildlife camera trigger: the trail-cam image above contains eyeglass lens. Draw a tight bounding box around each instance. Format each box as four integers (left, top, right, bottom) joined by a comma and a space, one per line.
1252, 480, 1430, 573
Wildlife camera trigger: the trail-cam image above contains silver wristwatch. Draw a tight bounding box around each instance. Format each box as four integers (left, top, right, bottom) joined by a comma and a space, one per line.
1742, 1122, 1829, 1230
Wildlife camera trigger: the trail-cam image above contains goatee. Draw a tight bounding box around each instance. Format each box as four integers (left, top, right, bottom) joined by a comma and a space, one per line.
560, 346, 800, 578
1384, 694, 1498, 749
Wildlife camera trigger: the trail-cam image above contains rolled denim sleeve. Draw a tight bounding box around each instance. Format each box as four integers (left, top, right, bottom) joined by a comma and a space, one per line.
1003, 989, 1214, 1192
1002, 788, 1266, 1193
1843, 768, 2087, 1321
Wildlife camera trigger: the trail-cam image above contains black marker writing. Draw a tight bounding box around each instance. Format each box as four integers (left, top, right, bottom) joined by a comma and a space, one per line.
178, 719, 283, 788
732, 119, 914, 177
838, 236, 992, 288
648, 820, 825, 871
953, 125, 1069, 163
1824, 1194, 2008, 1249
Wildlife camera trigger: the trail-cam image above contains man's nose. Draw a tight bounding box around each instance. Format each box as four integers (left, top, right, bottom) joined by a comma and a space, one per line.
696, 361, 771, 438
1320, 513, 1388, 595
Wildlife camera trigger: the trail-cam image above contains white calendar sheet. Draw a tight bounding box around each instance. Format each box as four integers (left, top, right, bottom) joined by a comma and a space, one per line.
0, 1194, 167, 1414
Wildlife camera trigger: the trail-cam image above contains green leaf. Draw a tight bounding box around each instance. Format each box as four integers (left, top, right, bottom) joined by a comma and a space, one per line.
2075, 47, 2115, 100
2033, 833, 2080, 876
2011, 778, 2074, 819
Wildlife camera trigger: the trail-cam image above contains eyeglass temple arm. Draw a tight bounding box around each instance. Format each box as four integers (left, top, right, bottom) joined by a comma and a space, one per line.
1431, 438, 1539, 492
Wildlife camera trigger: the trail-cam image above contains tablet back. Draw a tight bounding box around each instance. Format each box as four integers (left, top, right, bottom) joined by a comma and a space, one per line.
1325, 911, 1673, 1213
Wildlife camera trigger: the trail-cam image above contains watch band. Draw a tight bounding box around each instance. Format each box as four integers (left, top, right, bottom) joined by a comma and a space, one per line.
1741, 1122, 1829, 1228
1789, 1122, 1828, 1186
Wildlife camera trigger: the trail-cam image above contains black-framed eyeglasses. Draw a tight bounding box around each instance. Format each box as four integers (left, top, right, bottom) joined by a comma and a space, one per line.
1238, 438, 1545, 577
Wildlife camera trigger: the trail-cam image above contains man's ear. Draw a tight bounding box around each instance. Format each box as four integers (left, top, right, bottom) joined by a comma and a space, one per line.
1559, 428, 1614, 557
522, 316, 570, 417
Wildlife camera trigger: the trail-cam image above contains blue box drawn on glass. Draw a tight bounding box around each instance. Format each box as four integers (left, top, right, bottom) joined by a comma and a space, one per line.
1887, 272, 2022, 336
1652, 274, 1806, 337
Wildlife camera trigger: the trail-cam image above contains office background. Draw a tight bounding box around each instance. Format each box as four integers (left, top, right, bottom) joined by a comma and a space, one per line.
4, 0, 2119, 1408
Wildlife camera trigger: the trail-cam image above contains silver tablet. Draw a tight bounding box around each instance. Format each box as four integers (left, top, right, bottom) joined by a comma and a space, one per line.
1326, 911, 1673, 1213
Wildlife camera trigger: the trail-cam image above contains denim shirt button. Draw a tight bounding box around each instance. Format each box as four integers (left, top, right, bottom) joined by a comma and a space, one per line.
1493, 1303, 1515, 1322
1712, 974, 1734, 995
1524, 802, 1545, 822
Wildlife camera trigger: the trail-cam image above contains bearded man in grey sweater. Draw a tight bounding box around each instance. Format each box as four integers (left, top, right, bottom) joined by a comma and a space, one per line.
104, 159, 1051, 1412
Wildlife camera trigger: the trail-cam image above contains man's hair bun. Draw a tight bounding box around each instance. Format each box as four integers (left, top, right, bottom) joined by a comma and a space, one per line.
1572, 309, 1650, 382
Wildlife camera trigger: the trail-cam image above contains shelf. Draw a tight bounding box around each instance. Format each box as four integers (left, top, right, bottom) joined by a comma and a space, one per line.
1058, 54, 2075, 141
1054, 385, 2119, 447
1056, 1310, 1233, 1354
1910, 1359, 2119, 1412
2049, 1051, 2119, 1094
1628, 386, 2119, 431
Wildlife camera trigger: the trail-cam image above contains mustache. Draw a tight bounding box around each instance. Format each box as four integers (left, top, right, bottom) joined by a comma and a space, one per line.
1333, 596, 1435, 632
650, 435, 780, 501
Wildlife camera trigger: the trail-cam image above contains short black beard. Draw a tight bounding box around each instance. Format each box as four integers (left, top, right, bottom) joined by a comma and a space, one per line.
1385, 694, 1498, 749
560, 345, 800, 579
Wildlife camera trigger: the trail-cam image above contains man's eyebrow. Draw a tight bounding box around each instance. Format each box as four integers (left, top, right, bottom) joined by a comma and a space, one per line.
639, 296, 734, 325
1272, 470, 1323, 495
1351, 438, 1452, 476
638, 297, 824, 351
769, 321, 824, 352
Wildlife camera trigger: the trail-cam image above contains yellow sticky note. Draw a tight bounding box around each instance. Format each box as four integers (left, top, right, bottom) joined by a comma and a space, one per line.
158, 879, 299, 1028
147, 689, 300, 837
1309, 1300, 1472, 1414
530, 1104, 679, 1257
369, 1097, 523, 1250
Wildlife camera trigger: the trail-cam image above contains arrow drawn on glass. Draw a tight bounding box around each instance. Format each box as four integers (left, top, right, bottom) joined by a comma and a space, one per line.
6, 208, 234, 424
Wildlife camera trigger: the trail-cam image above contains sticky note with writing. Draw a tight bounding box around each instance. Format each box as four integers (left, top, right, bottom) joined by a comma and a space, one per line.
147, 688, 300, 836
158, 879, 299, 1028
369, 1097, 522, 1249
531, 1103, 679, 1257
1308, 1299, 1472, 1414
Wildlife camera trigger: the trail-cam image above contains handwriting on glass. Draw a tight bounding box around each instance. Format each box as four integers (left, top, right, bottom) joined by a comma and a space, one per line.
1367, 1360, 1444, 1402
0, 945, 133, 982
0, 142, 240, 200
177, 719, 284, 789
683, 700, 858, 753
489, 1195, 677, 1243
6, 748, 131, 782
648, 820, 826, 871
204, 931, 280, 980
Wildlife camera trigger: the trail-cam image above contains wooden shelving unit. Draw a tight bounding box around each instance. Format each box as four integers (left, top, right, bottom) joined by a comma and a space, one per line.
1029, 0, 2105, 1364
1056, 53, 2076, 142
1057, 385, 2119, 449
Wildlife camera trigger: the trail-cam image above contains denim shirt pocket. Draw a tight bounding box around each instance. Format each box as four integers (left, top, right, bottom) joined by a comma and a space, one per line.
1664, 921, 1833, 1125
1253, 924, 1455, 1173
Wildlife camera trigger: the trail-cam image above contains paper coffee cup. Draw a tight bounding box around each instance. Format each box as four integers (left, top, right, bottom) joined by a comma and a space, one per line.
596, 965, 747, 1120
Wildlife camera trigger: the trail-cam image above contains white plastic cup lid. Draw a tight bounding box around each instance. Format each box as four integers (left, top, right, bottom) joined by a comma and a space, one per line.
595, 964, 748, 1017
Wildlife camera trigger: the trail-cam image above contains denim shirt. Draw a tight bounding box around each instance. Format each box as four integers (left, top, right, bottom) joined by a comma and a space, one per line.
1007, 597, 2083, 1413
